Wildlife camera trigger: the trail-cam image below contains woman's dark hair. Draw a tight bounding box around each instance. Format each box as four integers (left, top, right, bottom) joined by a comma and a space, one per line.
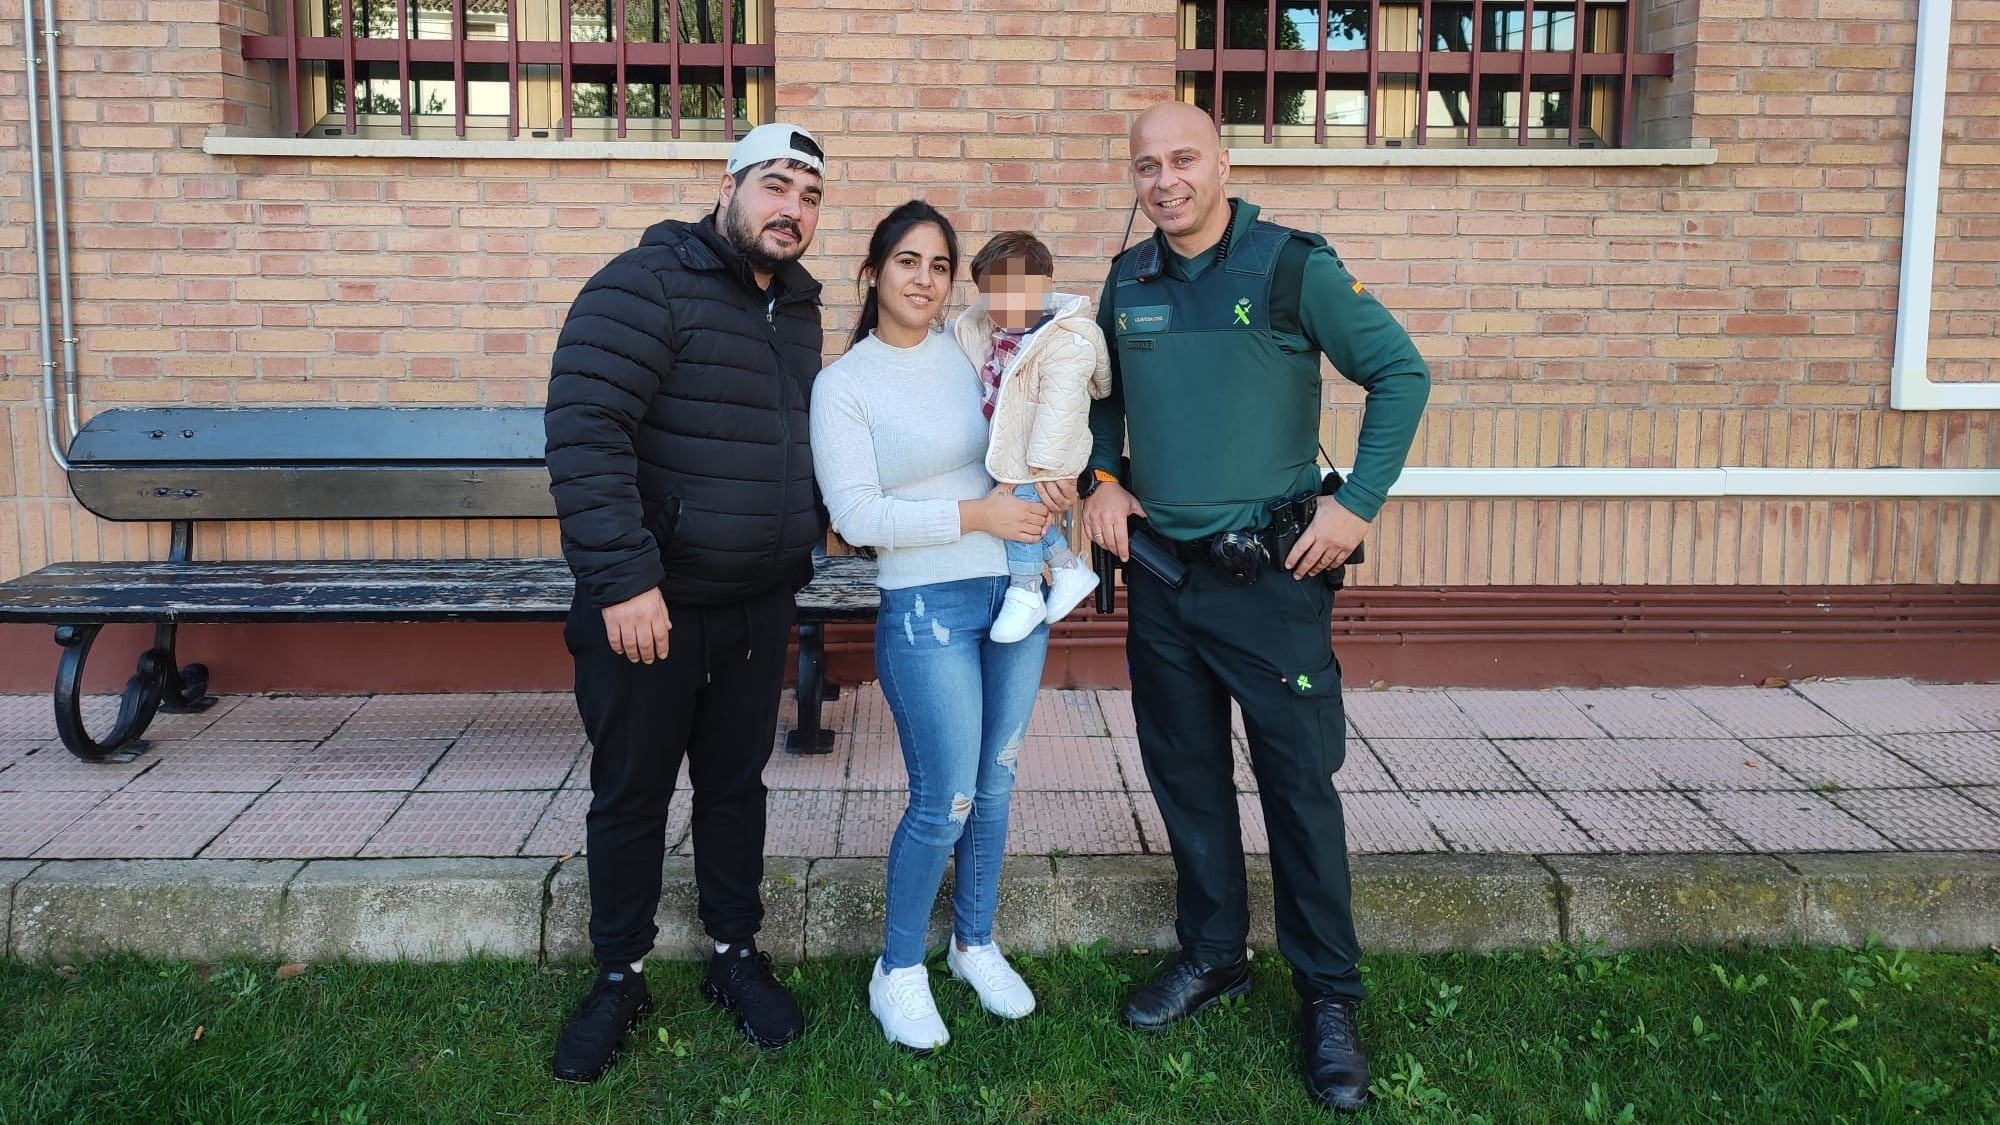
849, 200, 959, 349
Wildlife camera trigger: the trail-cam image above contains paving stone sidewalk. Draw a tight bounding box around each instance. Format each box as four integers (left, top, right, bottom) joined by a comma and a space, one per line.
3, 678, 1997, 863
4, 679, 1998, 963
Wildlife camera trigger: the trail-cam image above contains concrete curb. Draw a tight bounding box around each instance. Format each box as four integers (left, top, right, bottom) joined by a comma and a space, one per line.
12, 859, 301, 962
1792, 852, 2000, 949
279, 858, 549, 961
1544, 855, 1805, 949
1354, 855, 1561, 951
0, 862, 43, 957
4, 853, 1996, 963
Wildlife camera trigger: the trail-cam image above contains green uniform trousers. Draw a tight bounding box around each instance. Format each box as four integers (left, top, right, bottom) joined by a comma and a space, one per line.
1125, 554, 1366, 1001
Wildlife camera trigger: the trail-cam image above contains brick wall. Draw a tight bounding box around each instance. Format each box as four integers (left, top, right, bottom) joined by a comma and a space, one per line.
1, 0, 1995, 587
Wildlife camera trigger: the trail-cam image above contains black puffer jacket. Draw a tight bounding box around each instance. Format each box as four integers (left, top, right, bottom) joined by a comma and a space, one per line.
545, 215, 825, 608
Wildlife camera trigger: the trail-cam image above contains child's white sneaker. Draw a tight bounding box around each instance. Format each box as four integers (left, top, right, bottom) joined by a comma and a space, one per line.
947, 941, 1036, 1019
868, 959, 949, 1051
990, 586, 1045, 643
1043, 559, 1100, 624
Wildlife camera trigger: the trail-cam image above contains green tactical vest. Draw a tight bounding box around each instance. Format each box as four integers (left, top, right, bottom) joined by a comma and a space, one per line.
1106, 204, 1327, 541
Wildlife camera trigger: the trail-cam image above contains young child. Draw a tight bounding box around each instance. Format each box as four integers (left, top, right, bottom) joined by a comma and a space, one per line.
954, 231, 1113, 643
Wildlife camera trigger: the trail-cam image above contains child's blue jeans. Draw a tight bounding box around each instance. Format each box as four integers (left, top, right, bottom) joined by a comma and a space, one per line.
1005, 482, 1068, 583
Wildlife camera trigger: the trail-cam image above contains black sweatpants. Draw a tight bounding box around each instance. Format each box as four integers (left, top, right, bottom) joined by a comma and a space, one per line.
1125, 557, 1365, 1002
566, 584, 795, 967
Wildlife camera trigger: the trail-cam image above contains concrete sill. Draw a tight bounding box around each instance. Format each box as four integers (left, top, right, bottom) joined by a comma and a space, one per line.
203, 135, 738, 161
203, 135, 1716, 169
1228, 146, 1717, 168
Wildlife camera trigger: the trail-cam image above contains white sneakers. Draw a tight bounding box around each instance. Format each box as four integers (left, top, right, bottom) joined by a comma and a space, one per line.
869, 945, 1037, 1050
870, 959, 949, 1051
992, 560, 1100, 643
1043, 559, 1099, 625
947, 941, 1037, 1018
989, 586, 1045, 644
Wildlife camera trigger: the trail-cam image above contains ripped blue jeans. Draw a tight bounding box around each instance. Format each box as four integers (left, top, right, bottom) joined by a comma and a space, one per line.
876, 576, 1050, 970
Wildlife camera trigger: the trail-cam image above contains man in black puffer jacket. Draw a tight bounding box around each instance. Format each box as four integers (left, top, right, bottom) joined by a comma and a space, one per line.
544, 123, 828, 1082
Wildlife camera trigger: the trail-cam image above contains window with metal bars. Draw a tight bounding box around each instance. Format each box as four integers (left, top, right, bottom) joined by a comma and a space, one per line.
1177, 0, 1674, 148
241, 0, 773, 139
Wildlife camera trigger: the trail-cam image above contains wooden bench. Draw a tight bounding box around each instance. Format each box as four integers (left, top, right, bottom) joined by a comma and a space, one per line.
0, 406, 878, 761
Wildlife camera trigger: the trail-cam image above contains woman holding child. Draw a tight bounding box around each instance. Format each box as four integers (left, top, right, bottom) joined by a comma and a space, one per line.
811, 202, 1109, 1050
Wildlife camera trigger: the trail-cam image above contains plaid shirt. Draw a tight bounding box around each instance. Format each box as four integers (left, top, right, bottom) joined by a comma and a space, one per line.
978, 326, 1029, 420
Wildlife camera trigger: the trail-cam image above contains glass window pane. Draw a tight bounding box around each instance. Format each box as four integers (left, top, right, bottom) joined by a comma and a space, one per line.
1279, 2, 1355, 50
1479, 4, 1578, 51
1274, 72, 1314, 125
1476, 75, 1575, 135
625, 0, 667, 42
1223, 0, 1264, 50
1318, 77, 1369, 134
1427, 83, 1472, 137
676, 0, 749, 45
1324, 4, 1369, 49
1544, 6, 1577, 52
572, 0, 608, 43
1427, 3, 1474, 52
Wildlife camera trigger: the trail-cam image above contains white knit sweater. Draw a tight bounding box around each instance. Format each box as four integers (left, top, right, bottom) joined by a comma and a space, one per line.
810, 329, 1008, 591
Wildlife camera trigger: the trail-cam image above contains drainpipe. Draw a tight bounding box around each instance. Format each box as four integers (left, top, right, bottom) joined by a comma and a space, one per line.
20, 0, 72, 470
41, 0, 83, 440
1891, 0, 2000, 410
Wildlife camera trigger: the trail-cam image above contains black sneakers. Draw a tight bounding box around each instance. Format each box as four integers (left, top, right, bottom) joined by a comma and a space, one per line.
1299, 995, 1372, 1113
551, 944, 801, 1080
701, 942, 805, 1048
551, 967, 654, 1083
1121, 956, 1252, 1031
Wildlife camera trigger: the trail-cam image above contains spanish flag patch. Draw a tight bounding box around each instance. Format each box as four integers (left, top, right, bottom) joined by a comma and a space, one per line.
1351, 279, 1366, 295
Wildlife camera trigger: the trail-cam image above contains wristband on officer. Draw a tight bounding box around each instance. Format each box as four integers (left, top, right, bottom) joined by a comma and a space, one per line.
1078, 466, 1119, 498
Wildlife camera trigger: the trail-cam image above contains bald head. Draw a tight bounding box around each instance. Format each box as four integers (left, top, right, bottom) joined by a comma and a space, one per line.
1127, 100, 1232, 256
1131, 100, 1221, 151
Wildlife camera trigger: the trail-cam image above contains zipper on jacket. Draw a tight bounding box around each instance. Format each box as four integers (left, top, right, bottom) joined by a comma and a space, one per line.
764, 288, 794, 576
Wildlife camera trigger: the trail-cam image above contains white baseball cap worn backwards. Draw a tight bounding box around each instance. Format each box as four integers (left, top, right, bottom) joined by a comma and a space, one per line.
726, 123, 825, 176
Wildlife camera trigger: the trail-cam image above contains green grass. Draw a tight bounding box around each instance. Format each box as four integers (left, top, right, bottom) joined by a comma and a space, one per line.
3, 941, 1997, 1123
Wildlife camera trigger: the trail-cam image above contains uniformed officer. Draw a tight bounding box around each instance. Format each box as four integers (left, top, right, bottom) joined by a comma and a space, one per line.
1079, 100, 1430, 1114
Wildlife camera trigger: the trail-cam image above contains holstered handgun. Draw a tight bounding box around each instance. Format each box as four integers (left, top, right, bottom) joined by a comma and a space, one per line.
1267, 469, 1365, 589
1092, 516, 1189, 611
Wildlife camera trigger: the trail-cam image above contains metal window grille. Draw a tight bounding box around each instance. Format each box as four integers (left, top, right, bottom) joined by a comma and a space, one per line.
1177, 0, 1674, 147
241, 0, 773, 139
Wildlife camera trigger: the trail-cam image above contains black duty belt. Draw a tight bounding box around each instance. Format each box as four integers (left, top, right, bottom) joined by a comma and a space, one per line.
1166, 528, 1281, 564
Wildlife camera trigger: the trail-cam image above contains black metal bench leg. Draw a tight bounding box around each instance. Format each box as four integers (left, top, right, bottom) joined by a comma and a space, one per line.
150, 521, 216, 715
51, 621, 214, 763
786, 621, 835, 754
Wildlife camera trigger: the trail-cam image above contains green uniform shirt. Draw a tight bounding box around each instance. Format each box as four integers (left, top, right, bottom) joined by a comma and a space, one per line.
1090, 199, 1430, 537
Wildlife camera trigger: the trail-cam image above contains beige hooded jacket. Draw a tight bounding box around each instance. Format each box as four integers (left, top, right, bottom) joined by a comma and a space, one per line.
953, 290, 1113, 485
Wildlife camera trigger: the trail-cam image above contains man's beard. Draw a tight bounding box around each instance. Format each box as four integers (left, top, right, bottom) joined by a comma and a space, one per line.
723, 196, 805, 275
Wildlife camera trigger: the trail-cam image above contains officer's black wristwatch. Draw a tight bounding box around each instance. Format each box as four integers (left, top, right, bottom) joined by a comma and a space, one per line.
1078, 466, 1118, 499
